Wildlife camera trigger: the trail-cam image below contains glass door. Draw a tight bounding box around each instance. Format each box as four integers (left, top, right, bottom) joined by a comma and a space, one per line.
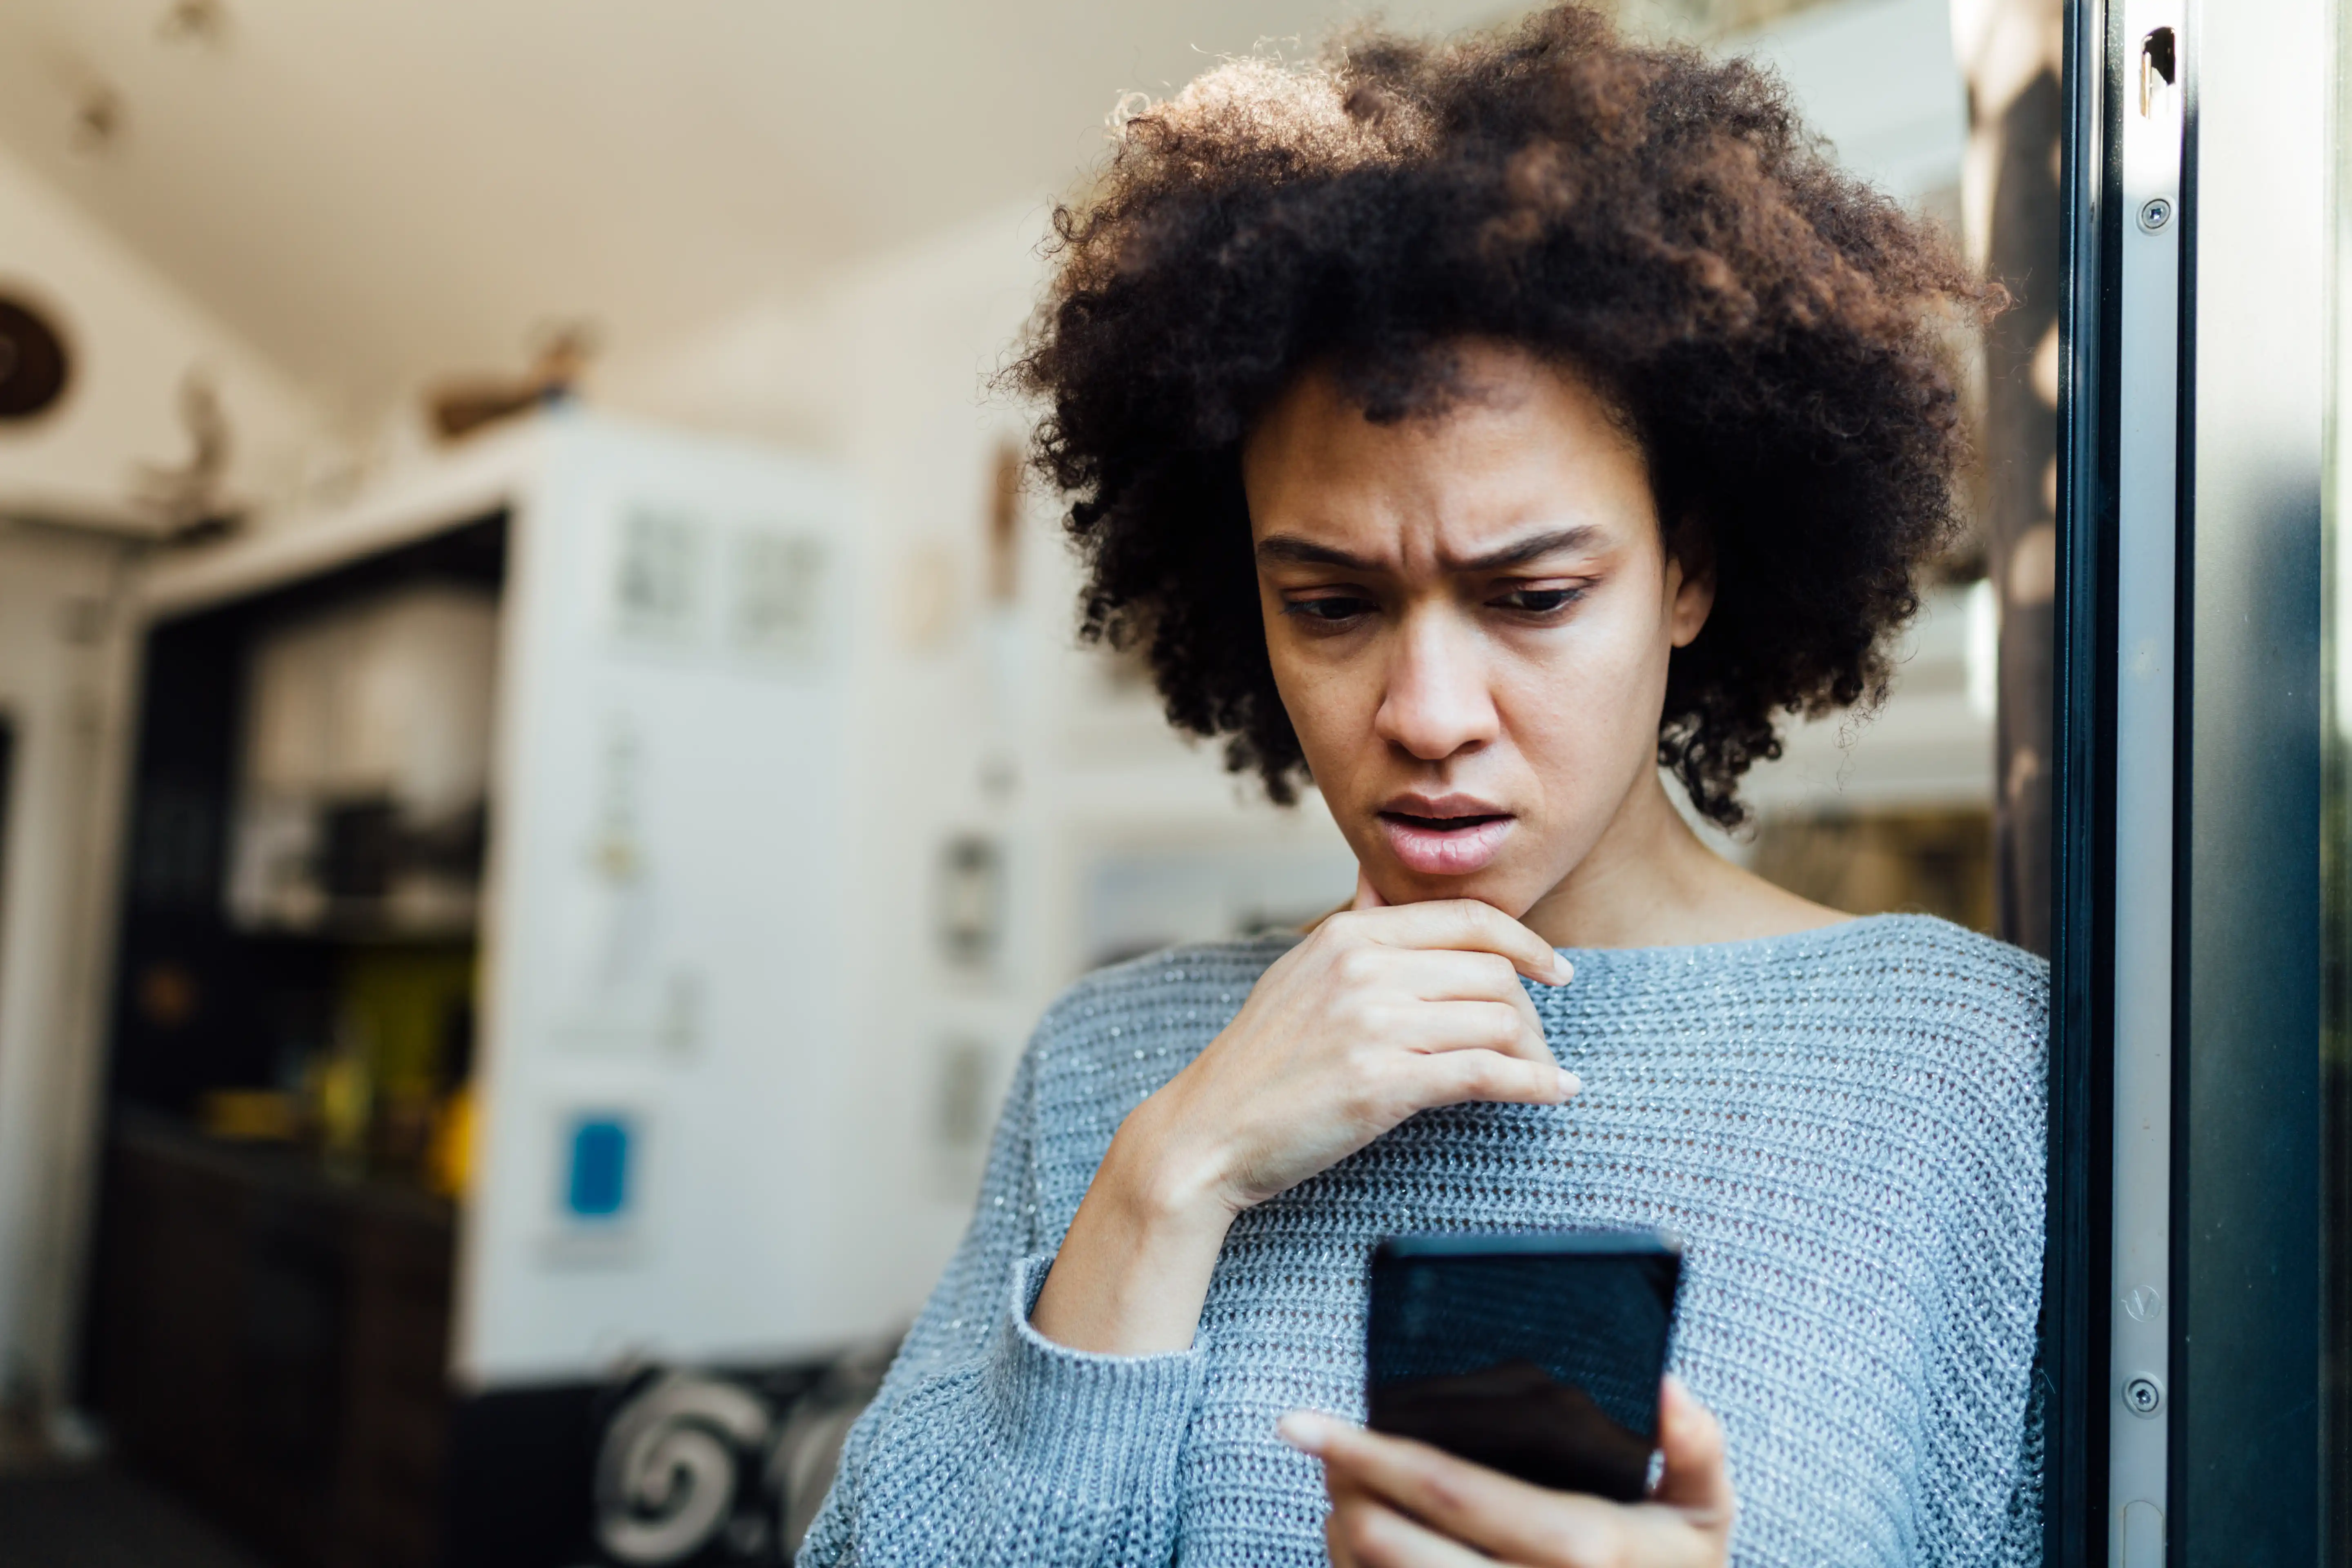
2051, 0, 2332, 1561
2323, 0, 2352, 1552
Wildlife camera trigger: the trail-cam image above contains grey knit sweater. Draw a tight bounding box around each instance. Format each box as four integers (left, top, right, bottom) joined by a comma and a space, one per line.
804, 914, 2048, 1567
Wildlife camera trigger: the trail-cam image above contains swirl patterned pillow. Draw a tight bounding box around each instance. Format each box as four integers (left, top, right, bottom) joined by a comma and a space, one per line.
591, 1338, 900, 1566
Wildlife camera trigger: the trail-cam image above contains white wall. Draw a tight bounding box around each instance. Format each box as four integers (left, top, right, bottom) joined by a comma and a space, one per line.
1727, 0, 1992, 821
0, 139, 332, 530
0, 525, 138, 1418
1735, 0, 1968, 203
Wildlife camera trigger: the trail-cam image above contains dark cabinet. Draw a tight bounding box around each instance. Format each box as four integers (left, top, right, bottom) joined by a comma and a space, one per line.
87, 1116, 455, 1568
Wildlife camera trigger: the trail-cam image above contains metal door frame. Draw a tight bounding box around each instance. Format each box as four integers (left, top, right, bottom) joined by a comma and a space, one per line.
2050, 0, 2328, 1561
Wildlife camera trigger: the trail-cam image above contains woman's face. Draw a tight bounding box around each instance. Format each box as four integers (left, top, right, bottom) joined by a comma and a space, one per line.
1241, 343, 1714, 918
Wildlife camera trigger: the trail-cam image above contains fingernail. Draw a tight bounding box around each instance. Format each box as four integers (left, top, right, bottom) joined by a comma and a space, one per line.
1551, 953, 1575, 984
1558, 1068, 1581, 1099
1277, 1411, 1334, 1454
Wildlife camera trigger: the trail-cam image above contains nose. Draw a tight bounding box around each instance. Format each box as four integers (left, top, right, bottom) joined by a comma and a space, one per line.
1373, 604, 1499, 762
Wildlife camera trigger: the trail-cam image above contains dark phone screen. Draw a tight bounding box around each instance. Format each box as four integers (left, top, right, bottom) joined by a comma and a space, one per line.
1365, 1231, 1681, 1503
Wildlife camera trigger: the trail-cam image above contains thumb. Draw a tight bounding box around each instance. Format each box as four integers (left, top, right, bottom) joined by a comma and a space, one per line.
1654, 1375, 1734, 1528
1351, 867, 1388, 911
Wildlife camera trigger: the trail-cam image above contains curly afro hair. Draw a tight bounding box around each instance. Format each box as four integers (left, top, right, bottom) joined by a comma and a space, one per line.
1012, 3, 1998, 826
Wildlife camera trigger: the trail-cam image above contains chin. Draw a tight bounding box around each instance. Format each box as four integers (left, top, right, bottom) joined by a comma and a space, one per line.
1373, 861, 1547, 919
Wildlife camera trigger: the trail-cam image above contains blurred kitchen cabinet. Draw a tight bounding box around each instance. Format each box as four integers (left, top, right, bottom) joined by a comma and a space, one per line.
80, 411, 869, 1567
90, 1116, 454, 1568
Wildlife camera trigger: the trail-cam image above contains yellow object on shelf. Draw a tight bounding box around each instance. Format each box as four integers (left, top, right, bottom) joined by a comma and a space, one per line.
197, 1089, 299, 1142
338, 945, 477, 1099
315, 1042, 374, 1178
427, 1083, 475, 1198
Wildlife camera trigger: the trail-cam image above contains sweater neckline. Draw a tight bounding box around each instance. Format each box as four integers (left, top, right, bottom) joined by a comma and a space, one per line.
1238, 910, 1942, 970
1550, 911, 1922, 969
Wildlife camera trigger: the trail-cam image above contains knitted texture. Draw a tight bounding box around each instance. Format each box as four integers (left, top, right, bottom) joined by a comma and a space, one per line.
803, 913, 2048, 1567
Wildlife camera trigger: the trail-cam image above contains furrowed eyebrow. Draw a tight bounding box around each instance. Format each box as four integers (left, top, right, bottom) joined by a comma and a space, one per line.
1449, 525, 1606, 572
1252, 525, 1605, 574
1254, 535, 1376, 570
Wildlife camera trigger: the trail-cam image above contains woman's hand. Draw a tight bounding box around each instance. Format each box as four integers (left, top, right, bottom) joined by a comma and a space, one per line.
1145, 883, 1576, 1211
1031, 878, 1575, 1354
1282, 1378, 1735, 1568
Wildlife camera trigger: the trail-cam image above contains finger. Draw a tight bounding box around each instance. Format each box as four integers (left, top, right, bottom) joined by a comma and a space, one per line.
1324, 1477, 1358, 1568
1348, 899, 1571, 985
1298, 1415, 1725, 1568
1408, 1044, 1578, 1106
1324, 1486, 1491, 1568
1380, 949, 1548, 1038
1326, 1501, 1364, 1568
1293, 1415, 1624, 1563
1374, 997, 1558, 1074
1380, 947, 1544, 1006
1654, 1376, 1736, 1529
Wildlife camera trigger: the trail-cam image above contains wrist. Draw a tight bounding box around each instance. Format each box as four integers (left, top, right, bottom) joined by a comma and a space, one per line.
1030, 1094, 1237, 1356
1102, 1094, 1243, 1240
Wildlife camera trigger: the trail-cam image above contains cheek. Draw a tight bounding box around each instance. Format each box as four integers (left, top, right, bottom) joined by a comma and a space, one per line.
1265, 639, 1377, 772
1259, 601, 1380, 768
1499, 601, 1677, 777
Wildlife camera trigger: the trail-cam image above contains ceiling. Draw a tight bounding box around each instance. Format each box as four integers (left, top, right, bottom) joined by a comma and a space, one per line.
0, 0, 1566, 416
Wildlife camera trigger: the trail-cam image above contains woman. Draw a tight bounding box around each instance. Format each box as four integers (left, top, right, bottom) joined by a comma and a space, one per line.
804, 8, 2045, 1566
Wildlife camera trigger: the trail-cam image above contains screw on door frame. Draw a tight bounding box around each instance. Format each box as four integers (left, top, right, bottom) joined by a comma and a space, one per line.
2122, 1374, 2165, 1417
2138, 197, 2174, 233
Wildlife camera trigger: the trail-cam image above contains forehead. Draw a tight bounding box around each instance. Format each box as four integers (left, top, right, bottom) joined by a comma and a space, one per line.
1239, 346, 1656, 561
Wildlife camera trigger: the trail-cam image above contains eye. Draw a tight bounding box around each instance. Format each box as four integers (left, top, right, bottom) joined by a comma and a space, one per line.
1284, 594, 1377, 625
1492, 586, 1586, 615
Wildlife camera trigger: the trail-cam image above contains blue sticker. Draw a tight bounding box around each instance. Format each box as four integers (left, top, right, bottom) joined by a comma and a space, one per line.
566, 1116, 632, 1218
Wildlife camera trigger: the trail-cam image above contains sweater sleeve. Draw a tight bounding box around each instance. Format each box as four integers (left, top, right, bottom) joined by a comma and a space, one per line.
797, 1035, 1212, 1567
1991, 1359, 2047, 1567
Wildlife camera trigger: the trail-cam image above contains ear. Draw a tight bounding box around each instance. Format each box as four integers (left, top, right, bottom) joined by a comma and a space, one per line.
1666, 523, 1716, 649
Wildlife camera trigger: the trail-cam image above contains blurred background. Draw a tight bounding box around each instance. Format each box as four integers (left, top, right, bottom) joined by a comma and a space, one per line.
0, 0, 2060, 1563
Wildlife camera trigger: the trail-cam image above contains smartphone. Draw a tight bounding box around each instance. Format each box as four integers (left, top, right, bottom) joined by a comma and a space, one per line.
1365, 1229, 1683, 1503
